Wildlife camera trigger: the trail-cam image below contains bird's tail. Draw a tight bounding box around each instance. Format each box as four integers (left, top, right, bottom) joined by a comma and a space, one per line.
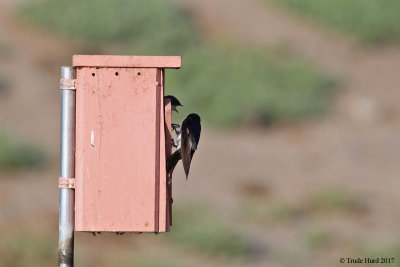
182, 152, 194, 180
166, 149, 181, 174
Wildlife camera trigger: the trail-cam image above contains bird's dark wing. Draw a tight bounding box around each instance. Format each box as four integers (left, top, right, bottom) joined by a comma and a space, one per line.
181, 114, 201, 179
181, 120, 192, 178
189, 119, 201, 151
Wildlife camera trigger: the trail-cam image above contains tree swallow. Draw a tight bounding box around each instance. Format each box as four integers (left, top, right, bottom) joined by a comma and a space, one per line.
164, 95, 183, 113
166, 113, 201, 179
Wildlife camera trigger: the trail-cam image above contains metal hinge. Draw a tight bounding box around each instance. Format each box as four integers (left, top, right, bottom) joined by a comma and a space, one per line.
60, 78, 76, 90
58, 177, 76, 189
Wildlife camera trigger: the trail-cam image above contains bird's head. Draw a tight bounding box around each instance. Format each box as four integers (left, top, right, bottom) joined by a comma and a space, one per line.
164, 95, 182, 113
187, 113, 201, 122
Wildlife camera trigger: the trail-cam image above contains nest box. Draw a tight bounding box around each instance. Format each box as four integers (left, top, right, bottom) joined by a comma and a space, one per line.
72, 55, 180, 233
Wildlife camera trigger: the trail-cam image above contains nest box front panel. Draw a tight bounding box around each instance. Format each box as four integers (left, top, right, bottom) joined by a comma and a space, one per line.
75, 67, 167, 232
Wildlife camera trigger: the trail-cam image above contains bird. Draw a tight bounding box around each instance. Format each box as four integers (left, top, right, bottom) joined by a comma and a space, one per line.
166, 113, 201, 179
164, 95, 182, 113
164, 95, 182, 148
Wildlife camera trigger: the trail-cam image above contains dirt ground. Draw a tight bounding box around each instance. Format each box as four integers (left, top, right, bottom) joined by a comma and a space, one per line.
1, 0, 400, 266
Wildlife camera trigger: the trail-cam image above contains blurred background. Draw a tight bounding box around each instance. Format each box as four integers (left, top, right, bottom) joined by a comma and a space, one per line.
1, 0, 400, 266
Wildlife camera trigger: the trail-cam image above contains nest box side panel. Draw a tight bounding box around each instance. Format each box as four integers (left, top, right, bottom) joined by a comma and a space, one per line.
164, 97, 173, 229
75, 67, 163, 232
156, 69, 168, 232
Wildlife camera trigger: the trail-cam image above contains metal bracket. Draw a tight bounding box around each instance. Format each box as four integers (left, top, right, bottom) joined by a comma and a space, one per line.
58, 177, 76, 189
60, 78, 76, 90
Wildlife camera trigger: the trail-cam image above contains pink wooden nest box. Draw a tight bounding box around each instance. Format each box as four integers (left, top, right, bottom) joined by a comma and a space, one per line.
73, 55, 180, 233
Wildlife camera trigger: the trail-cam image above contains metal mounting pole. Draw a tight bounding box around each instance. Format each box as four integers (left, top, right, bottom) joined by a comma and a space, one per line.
59, 66, 76, 267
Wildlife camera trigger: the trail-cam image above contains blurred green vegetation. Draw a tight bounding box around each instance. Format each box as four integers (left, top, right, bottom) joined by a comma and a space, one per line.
166, 205, 255, 259
305, 226, 332, 249
0, 129, 46, 170
268, 0, 400, 44
242, 199, 298, 223
19, 0, 198, 54
20, 0, 336, 127
306, 187, 368, 214
240, 186, 369, 226
167, 45, 335, 126
0, 233, 55, 267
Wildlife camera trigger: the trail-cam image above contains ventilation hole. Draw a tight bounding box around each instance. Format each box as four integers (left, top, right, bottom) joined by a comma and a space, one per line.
92, 73, 95, 77
115, 72, 119, 76
137, 72, 141, 76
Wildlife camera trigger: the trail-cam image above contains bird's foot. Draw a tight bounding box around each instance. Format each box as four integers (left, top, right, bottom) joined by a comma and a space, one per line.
172, 123, 180, 131
171, 139, 178, 148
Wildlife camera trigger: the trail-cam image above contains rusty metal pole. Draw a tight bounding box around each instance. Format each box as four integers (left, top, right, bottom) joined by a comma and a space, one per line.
59, 66, 76, 267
